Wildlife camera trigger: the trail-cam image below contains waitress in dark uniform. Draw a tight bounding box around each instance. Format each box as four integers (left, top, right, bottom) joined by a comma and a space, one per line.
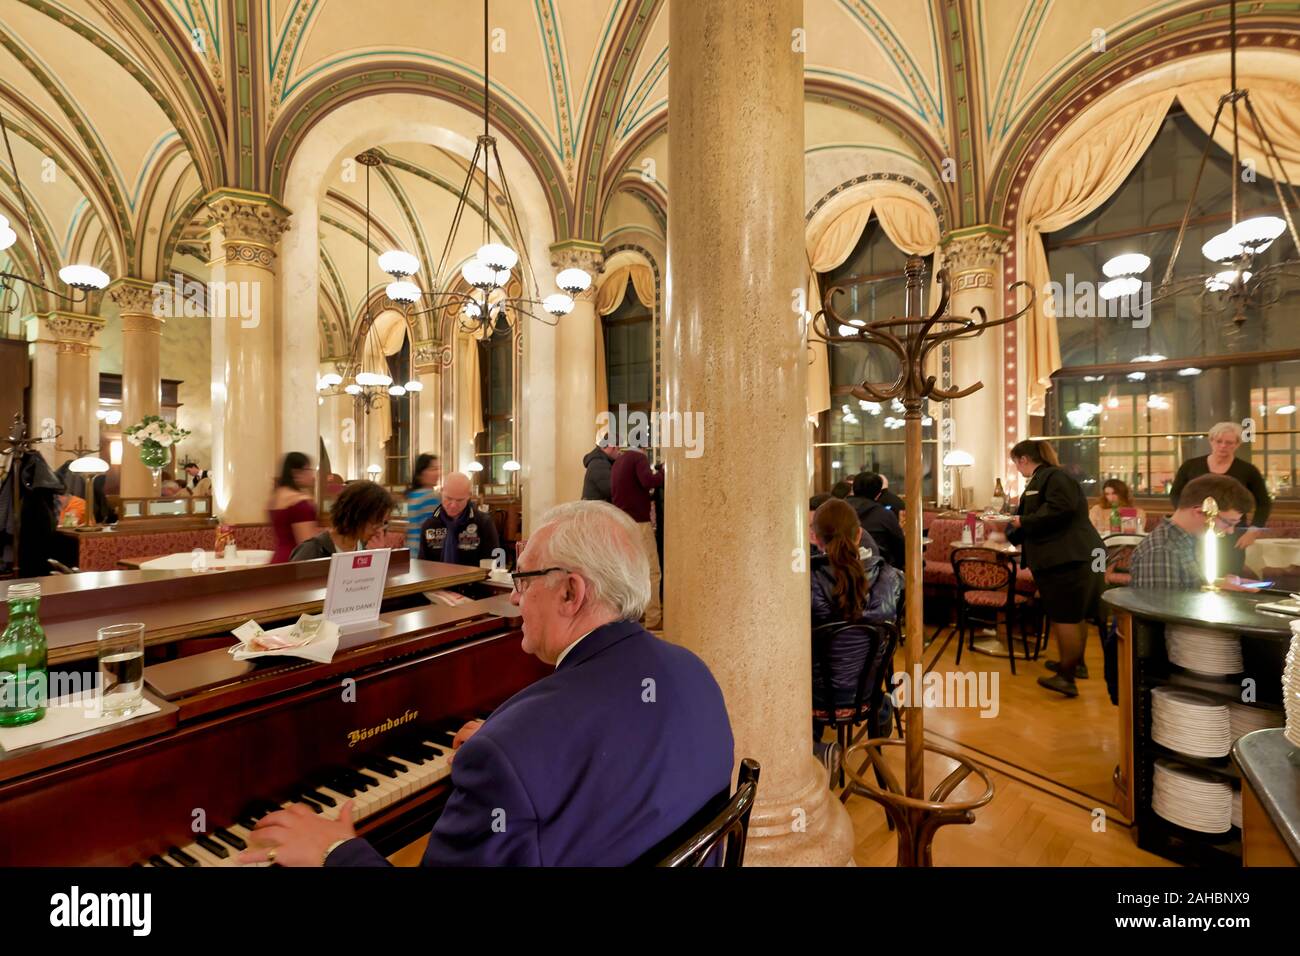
1006, 439, 1105, 698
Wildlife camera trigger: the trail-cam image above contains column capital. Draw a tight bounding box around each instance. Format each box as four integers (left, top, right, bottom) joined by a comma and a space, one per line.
39, 310, 105, 347
938, 225, 1011, 275
106, 277, 158, 316
206, 188, 292, 270
549, 239, 605, 278
412, 341, 443, 373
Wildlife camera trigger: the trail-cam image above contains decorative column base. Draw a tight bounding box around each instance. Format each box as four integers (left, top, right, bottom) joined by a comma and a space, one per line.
743, 756, 856, 866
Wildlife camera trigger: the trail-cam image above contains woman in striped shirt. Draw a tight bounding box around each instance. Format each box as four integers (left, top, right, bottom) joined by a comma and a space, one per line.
405, 453, 442, 555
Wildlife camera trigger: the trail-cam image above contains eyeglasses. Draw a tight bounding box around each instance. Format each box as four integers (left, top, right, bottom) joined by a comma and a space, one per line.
510, 567, 571, 594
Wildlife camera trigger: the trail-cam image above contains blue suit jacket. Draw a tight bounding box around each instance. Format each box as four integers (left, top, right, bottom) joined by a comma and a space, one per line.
326, 620, 734, 866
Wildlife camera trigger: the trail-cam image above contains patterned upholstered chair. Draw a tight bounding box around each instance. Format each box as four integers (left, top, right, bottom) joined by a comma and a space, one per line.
952, 551, 1037, 674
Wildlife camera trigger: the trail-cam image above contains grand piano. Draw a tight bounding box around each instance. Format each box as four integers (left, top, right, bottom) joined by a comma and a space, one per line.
0, 553, 549, 866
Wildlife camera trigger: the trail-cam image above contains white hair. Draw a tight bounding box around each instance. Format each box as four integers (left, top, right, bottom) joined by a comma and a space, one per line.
531, 501, 650, 620
1208, 422, 1243, 442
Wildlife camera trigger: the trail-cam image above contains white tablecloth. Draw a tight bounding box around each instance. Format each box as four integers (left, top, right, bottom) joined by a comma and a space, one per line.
1245, 538, 1300, 573
139, 549, 274, 571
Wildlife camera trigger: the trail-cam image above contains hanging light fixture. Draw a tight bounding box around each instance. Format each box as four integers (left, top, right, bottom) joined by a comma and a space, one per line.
379, 0, 585, 338
317, 151, 405, 414
1153, 0, 1300, 326
0, 107, 111, 317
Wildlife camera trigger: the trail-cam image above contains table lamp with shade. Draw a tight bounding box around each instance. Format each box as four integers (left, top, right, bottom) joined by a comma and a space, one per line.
68, 455, 110, 525
942, 449, 974, 510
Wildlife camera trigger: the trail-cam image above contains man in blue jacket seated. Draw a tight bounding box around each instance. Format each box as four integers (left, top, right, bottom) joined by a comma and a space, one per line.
240, 500, 735, 866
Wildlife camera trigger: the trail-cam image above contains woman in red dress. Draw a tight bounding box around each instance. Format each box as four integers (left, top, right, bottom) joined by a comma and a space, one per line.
269, 452, 318, 563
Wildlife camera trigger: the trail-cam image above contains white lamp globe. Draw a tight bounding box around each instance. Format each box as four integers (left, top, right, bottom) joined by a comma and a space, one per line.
387, 384, 406, 397
317, 372, 343, 389
462, 260, 496, 289
477, 243, 518, 272
1201, 230, 1243, 264
542, 293, 574, 316
502, 459, 521, 472
465, 461, 485, 472
943, 449, 974, 468
1229, 216, 1285, 254
345, 383, 362, 395
58, 264, 110, 291
355, 371, 393, 388
1098, 276, 1142, 300
0, 224, 14, 253
386, 280, 420, 304
378, 250, 419, 277
1101, 253, 1150, 278
556, 268, 592, 294
69, 455, 110, 475
403, 380, 423, 392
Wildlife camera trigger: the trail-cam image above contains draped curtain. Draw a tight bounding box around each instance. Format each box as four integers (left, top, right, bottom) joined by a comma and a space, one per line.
1019, 75, 1300, 415
594, 264, 655, 424
1179, 77, 1300, 184
1020, 89, 1176, 416
805, 184, 942, 418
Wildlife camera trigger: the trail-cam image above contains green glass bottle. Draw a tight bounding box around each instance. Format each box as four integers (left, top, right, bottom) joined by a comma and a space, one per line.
0, 582, 47, 726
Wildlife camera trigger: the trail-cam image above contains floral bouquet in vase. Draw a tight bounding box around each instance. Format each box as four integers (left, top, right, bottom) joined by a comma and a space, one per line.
124, 415, 191, 483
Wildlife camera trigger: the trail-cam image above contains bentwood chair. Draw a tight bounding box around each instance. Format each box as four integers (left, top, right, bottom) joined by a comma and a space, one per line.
635, 758, 761, 867
812, 620, 899, 794
952, 552, 1036, 674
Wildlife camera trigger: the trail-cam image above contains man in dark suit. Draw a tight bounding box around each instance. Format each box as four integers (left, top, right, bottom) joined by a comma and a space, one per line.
240, 500, 734, 866
845, 472, 905, 569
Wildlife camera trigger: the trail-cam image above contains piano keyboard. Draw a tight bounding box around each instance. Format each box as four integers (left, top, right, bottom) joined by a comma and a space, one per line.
138, 726, 471, 867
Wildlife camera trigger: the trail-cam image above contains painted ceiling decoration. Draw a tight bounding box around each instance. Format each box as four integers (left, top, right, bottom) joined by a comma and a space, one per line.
2, 0, 1297, 354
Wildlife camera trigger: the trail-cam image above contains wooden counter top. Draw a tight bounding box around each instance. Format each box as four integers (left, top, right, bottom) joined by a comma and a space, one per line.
2, 553, 489, 664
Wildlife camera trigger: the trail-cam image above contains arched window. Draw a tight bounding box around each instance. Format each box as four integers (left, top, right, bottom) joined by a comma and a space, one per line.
1046, 109, 1300, 499
817, 219, 937, 498
603, 276, 653, 416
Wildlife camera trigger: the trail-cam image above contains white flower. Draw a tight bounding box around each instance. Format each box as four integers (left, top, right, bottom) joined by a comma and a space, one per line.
157, 434, 173, 447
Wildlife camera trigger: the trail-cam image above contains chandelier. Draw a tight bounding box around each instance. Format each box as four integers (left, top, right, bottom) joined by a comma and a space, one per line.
377, 0, 589, 337
0, 105, 110, 317
316, 150, 422, 411
1138, 0, 1299, 325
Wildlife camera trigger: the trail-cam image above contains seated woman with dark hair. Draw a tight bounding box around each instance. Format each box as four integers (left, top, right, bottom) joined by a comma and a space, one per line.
809, 498, 902, 777
290, 480, 394, 561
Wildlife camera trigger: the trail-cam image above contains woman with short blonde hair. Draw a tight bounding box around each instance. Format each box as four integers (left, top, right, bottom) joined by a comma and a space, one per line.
1169, 421, 1271, 574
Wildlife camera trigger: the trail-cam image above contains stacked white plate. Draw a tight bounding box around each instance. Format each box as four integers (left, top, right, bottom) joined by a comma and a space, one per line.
1231, 789, 1242, 830
1166, 625, 1243, 675
1151, 686, 1232, 758
1285, 626, 1300, 746
1228, 702, 1285, 743
1152, 759, 1234, 833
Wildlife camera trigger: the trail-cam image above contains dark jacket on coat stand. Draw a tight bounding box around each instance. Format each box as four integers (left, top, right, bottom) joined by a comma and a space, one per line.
0, 451, 65, 576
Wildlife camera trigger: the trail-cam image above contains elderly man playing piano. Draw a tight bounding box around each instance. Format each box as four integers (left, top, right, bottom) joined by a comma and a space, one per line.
241, 500, 734, 866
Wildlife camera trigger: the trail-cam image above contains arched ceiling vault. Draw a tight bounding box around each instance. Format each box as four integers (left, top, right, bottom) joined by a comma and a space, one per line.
1, 0, 1297, 347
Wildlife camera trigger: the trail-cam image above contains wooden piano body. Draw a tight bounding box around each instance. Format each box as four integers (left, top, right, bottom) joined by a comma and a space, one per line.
0, 556, 549, 866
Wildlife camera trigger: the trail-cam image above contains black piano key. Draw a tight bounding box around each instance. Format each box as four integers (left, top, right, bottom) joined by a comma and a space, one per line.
343, 770, 374, 791
196, 835, 229, 859
363, 757, 398, 778
302, 788, 335, 808
250, 800, 282, 819
237, 813, 259, 830
148, 854, 174, 868
325, 775, 357, 797
391, 743, 429, 764
213, 827, 246, 851
168, 847, 200, 868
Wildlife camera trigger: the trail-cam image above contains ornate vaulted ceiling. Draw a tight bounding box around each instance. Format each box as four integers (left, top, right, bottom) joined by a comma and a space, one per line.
2, 0, 1295, 346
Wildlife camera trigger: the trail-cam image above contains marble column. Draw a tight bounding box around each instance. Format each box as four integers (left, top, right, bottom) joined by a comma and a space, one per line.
939, 227, 1010, 508
23, 314, 61, 465
205, 189, 291, 523
550, 242, 604, 502
107, 279, 163, 496
413, 341, 442, 461
666, 0, 854, 866
48, 313, 105, 465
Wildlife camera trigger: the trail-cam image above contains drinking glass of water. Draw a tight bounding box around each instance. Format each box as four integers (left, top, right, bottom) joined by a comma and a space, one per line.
96, 623, 145, 717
